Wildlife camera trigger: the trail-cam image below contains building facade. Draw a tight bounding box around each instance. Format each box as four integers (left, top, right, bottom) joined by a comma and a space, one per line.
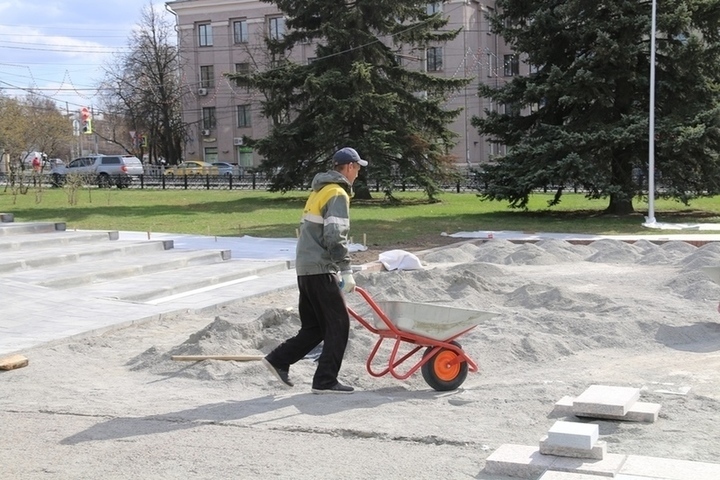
166, 0, 525, 169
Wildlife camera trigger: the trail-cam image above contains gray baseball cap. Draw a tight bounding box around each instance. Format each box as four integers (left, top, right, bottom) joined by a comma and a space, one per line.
332, 147, 368, 166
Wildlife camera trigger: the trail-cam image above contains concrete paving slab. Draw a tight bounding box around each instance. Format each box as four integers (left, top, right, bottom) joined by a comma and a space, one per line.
572, 385, 640, 417
6, 249, 232, 287
555, 396, 660, 422
0, 221, 63, 236
484, 444, 626, 479
0, 221, 299, 356
68, 258, 288, 302
0, 230, 116, 251
615, 475, 672, 480
619, 454, 720, 480
539, 471, 621, 480
0, 268, 297, 356
550, 452, 627, 477
0, 239, 173, 273
539, 436, 606, 460
484, 444, 556, 479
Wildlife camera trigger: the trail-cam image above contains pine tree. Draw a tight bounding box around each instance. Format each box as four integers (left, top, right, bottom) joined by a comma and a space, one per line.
473, 0, 720, 214
232, 0, 470, 199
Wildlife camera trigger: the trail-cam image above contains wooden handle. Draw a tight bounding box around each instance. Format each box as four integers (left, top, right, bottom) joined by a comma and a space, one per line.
171, 355, 264, 362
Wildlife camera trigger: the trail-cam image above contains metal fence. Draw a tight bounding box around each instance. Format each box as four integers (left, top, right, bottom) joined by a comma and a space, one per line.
0, 169, 485, 193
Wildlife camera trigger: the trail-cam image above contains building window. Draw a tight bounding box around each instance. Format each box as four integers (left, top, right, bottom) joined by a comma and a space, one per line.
198, 24, 212, 47
238, 147, 253, 167
487, 53, 497, 77
202, 107, 216, 130
427, 47, 443, 72
233, 20, 248, 44
504, 103, 520, 116
200, 65, 214, 89
270, 58, 287, 69
237, 104, 251, 127
234, 63, 251, 88
427, 2, 442, 15
268, 16, 285, 40
504, 54, 519, 77
204, 147, 218, 164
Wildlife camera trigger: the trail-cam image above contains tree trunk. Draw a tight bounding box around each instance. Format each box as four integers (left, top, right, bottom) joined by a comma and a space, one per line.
605, 193, 634, 215
353, 182, 372, 200
352, 170, 372, 200
606, 151, 636, 215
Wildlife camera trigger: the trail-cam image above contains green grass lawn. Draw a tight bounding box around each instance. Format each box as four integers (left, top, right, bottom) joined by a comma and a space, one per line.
2, 187, 720, 246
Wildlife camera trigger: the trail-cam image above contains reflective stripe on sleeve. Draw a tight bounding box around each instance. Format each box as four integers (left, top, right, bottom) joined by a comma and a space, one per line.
325, 215, 350, 228
303, 213, 324, 224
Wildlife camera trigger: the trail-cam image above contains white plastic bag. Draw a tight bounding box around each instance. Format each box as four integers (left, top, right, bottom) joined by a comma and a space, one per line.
378, 249, 423, 271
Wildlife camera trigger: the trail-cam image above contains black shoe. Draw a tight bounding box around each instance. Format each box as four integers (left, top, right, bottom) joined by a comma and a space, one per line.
262, 358, 293, 387
311, 382, 354, 394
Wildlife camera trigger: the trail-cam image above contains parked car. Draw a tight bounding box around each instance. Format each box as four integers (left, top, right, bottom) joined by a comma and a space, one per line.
45, 158, 64, 171
164, 161, 219, 176
212, 162, 235, 177
52, 154, 144, 188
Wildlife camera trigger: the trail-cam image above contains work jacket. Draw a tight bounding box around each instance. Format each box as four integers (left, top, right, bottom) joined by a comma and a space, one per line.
295, 170, 352, 276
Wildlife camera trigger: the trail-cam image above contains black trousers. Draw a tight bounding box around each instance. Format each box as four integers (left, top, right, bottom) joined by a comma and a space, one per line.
266, 273, 350, 389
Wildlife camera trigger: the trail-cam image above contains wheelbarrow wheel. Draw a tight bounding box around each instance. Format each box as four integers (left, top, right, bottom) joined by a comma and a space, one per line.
421, 341, 468, 391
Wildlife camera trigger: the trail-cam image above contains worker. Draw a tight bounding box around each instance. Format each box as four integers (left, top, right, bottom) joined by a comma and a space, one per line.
262, 147, 368, 394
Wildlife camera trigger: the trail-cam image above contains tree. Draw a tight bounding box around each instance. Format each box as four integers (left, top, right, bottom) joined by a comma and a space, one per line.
473, 0, 720, 214
100, 4, 185, 164
0, 93, 72, 195
24, 94, 73, 161
232, 0, 470, 199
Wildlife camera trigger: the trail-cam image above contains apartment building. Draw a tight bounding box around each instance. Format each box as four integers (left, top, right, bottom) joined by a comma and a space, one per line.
166, 0, 523, 169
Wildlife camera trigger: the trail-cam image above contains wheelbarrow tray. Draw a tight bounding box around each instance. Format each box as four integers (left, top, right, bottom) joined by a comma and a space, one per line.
372, 300, 498, 341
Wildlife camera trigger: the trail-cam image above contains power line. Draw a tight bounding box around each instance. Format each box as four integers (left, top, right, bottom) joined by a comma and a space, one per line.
0, 44, 130, 54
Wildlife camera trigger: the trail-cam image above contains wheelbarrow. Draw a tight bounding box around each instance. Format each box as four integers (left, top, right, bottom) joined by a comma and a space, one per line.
347, 286, 498, 391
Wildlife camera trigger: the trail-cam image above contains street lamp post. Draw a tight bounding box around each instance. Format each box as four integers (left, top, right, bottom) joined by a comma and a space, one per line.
646, 0, 658, 225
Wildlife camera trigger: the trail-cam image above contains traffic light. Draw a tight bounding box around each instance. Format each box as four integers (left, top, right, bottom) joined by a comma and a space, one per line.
80, 107, 93, 134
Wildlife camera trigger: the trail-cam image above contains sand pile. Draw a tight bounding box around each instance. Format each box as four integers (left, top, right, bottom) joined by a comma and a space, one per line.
130, 239, 720, 390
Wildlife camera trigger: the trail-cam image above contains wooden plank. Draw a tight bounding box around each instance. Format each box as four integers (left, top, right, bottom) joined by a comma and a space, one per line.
0, 354, 29, 370
171, 355, 264, 362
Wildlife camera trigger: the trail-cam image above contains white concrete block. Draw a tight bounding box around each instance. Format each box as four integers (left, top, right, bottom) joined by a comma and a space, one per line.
546, 421, 598, 450
572, 385, 640, 416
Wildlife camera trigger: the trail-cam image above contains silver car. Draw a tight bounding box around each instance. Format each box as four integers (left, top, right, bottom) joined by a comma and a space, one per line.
52, 155, 144, 188
212, 162, 235, 177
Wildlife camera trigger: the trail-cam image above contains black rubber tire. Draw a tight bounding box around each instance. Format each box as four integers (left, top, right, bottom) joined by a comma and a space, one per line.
97, 173, 111, 188
51, 173, 64, 187
420, 340, 469, 391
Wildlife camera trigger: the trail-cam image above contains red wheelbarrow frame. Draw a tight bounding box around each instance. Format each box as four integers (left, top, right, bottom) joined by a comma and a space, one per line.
347, 286, 480, 381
